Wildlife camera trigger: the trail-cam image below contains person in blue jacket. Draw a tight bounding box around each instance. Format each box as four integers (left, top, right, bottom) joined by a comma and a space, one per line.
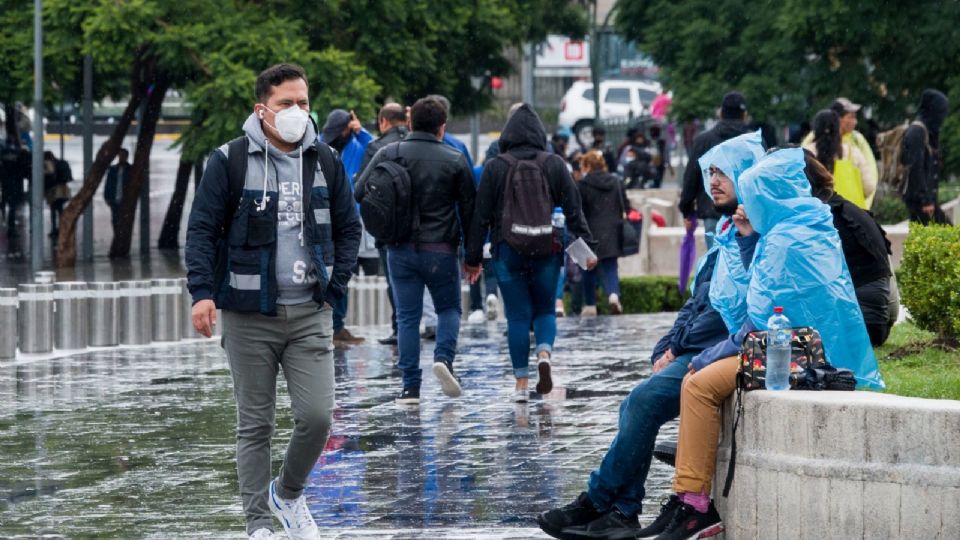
321, 108, 373, 345
537, 132, 765, 540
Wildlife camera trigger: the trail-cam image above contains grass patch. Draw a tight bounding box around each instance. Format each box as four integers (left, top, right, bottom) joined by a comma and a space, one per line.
875, 322, 960, 400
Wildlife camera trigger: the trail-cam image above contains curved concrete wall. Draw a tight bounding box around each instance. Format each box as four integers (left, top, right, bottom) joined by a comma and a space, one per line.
713, 390, 960, 539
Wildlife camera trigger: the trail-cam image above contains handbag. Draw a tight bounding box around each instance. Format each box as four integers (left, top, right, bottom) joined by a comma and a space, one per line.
737, 327, 827, 390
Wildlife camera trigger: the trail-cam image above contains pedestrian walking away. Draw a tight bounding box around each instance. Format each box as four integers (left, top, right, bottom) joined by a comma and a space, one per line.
104, 148, 131, 232
355, 96, 478, 405
467, 103, 596, 404
185, 63, 361, 540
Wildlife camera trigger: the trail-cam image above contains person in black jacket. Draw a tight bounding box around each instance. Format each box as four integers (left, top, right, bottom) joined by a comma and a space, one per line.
358, 103, 408, 345
467, 103, 596, 402
678, 92, 751, 248
185, 63, 360, 539
104, 148, 131, 230
576, 150, 630, 316
355, 97, 478, 405
803, 150, 896, 345
902, 89, 950, 225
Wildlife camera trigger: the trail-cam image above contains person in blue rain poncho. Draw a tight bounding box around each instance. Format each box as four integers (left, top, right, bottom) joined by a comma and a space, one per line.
644, 148, 884, 540
536, 132, 765, 540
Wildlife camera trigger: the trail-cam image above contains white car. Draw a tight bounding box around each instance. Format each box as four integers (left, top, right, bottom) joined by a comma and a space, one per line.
558, 79, 662, 146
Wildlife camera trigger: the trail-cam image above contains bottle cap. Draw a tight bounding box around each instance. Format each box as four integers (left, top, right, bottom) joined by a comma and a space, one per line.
773, 306, 783, 314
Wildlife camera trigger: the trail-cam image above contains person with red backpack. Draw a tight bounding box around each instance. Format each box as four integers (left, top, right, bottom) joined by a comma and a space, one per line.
467, 104, 596, 403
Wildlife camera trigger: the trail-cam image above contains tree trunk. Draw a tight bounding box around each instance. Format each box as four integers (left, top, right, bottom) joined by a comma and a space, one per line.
109, 77, 170, 258
157, 157, 193, 250
54, 92, 143, 267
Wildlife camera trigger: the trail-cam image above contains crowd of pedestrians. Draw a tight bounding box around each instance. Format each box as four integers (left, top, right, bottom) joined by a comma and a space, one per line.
180, 60, 952, 539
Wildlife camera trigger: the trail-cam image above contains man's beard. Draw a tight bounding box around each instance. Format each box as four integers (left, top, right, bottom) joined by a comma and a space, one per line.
329, 134, 349, 152
715, 200, 738, 216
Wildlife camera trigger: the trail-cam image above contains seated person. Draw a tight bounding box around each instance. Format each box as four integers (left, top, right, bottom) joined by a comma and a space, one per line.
802, 150, 896, 346
645, 148, 883, 540
536, 132, 766, 540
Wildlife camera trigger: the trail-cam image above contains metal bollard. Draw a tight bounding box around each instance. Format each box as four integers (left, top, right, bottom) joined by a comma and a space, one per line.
375, 277, 392, 326
87, 282, 119, 347
151, 278, 182, 342
118, 281, 153, 345
1, 289, 17, 358
361, 276, 377, 327
54, 282, 88, 350
346, 279, 360, 326
180, 278, 200, 339
18, 284, 54, 354
34, 271, 56, 284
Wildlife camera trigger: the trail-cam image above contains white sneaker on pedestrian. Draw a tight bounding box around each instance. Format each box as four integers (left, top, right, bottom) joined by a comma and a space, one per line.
432, 361, 463, 398
249, 529, 277, 540
581, 305, 598, 317
268, 479, 319, 540
468, 309, 485, 323
485, 294, 499, 320
608, 293, 623, 315
555, 298, 565, 317
514, 389, 529, 403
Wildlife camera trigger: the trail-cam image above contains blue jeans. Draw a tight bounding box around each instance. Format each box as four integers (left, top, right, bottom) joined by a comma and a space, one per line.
469, 263, 499, 311
586, 353, 692, 517
492, 242, 561, 379
387, 245, 462, 388
332, 292, 348, 332
582, 258, 620, 306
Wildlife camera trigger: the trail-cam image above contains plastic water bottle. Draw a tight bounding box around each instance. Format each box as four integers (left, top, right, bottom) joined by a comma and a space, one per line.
765, 307, 792, 391
552, 207, 565, 228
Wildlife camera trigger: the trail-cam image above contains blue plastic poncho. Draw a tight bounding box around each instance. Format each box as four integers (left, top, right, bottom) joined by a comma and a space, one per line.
738, 148, 884, 389
698, 131, 766, 332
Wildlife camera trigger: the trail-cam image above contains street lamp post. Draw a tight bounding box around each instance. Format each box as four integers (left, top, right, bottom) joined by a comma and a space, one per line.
30, 0, 44, 271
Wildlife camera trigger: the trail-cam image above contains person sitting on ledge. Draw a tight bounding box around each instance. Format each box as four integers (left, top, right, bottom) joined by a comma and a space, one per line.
643, 147, 883, 540
536, 131, 766, 540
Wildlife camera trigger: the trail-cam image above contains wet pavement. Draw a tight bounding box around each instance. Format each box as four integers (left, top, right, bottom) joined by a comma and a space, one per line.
0, 313, 680, 538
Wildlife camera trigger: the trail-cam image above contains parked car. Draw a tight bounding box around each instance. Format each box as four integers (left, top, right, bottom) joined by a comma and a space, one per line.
558, 79, 662, 147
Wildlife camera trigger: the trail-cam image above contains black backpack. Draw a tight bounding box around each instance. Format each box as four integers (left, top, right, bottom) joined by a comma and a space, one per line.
499, 152, 554, 257
358, 143, 418, 245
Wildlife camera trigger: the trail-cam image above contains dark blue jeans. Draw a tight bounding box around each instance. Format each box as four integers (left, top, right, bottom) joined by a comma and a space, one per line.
468, 263, 499, 311
387, 245, 462, 389
491, 242, 561, 379
332, 292, 348, 332
582, 257, 620, 306
586, 353, 691, 517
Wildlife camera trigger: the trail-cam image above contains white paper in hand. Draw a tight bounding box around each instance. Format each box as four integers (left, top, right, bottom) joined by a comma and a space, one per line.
565, 237, 596, 270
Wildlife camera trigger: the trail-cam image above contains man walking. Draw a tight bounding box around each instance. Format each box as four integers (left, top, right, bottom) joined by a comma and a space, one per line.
104, 148, 131, 230
359, 103, 409, 345
678, 92, 751, 249
355, 97, 478, 404
186, 63, 361, 539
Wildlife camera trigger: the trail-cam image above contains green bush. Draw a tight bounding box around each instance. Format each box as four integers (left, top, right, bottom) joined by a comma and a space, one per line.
897, 224, 960, 341
567, 275, 690, 314
871, 192, 909, 224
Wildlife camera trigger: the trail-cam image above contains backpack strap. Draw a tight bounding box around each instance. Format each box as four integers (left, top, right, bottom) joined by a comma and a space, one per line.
222, 135, 249, 238
722, 376, 746, 498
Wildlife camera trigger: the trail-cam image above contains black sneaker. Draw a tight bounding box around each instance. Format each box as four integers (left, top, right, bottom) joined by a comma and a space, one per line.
652, 501, 722, 540
378, 333, 398, 345
559, 508, 639, 539
421, 326, 437, 340
432, 360, 462, 398
396, 387, 420, 405
636, 495, 682, 539
537, 492, 603, 539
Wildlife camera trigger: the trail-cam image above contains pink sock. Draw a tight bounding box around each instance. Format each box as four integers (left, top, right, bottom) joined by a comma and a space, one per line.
679, 491, 710, 513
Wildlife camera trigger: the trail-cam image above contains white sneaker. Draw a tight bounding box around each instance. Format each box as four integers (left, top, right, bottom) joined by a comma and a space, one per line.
555, 299, 565, 317
608, 293, 623, 315
485, 294, 499, 320
581, 305, 598, 317
468, 309, 485, 323
249, 529, 277, 540
268, 479, 319, 540
514, 388, 529, 403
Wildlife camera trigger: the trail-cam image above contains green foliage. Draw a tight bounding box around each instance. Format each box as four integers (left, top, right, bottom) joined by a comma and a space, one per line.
875, 322, 960, 400
571, 276, 689, 315
616, 0, 960, 173
870, 192, 909, 225
897, 224, 960, 340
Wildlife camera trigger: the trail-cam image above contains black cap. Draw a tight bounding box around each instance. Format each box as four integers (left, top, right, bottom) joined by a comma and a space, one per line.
720, 91, 747, 119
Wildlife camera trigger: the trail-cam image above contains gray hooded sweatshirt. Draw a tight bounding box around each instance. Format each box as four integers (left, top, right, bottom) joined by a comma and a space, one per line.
242, 113, 319, 305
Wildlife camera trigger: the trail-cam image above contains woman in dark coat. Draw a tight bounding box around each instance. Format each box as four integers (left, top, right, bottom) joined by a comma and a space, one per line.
577, 150, 629, 315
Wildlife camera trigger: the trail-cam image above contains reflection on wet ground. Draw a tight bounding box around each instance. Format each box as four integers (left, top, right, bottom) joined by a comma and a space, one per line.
0, 314, 679, 538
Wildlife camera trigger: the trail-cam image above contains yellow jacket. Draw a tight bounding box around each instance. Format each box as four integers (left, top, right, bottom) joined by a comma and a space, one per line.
801, 130, 878, 208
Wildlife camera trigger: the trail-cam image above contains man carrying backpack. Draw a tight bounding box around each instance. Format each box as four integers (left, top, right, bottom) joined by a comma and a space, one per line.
355, 97, 478, 405
902, 89, 950, 225
467, 103, 596, 403
186, 63, 361, 539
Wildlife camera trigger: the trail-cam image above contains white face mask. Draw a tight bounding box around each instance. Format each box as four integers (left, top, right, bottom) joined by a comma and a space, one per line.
263, 105, 309, 144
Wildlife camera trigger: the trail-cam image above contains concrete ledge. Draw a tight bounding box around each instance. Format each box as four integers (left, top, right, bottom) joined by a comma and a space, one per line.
713, 390, 960, 539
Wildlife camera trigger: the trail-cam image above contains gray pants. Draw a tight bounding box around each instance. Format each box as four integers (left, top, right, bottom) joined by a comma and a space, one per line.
222, 302, 335, 534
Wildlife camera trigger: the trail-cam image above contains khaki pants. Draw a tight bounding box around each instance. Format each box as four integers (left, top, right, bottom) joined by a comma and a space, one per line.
672, 355, 739, 494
